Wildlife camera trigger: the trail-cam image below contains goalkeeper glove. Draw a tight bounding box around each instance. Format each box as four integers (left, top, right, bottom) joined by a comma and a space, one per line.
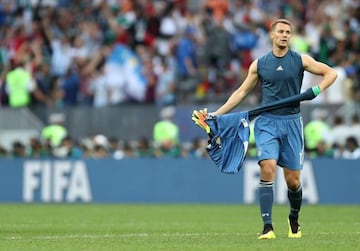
302, 85, 322, 100
192, 108, 211, 134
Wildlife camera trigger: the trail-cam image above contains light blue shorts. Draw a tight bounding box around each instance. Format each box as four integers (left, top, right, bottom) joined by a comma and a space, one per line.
254, 113, 304, 170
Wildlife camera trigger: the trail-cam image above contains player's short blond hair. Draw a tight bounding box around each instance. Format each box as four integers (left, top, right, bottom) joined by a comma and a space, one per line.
271, 19, 292, 31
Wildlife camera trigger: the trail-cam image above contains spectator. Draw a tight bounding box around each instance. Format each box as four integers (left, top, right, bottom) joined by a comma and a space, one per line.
41, 19, 73, 78
153, 106, 181, 157
0, 145, 8, 158
188, 137, 208, 158
5, 61, 33, 108
157, 1, 179, 56
317, 24, 337, 66
88, 63, 109, 108
341, 136, 360, 159
122, 141, 136, 158
340, 65, 360, 124
310, 140, 334, 158
175, 25, 200, 103
327, 115, 350, 149
60, 67, 80, 106
92, 134, 110, 158
140, 46, 157, 104
154, 139, 181, 158
348, 114, 360, 144
127, 3, 151, 49
50, 77, 65, 108
33, 62, 58, 106
108, 136, 126, 159
28, 137, 50, 158
92, 144, 109, 159
11, 141, 27, 158
203, 0, 229, 23
5, 60, 51, 107
332, 143, 345, 159
155, 56, 176, 107
202, 18, 232, 86
52, 136, 83, 158
304, 108, 331, 156
322, 60, 347, 105
134, 137, 154, 158
41, 113, 68, 148
290, 25, 311, 54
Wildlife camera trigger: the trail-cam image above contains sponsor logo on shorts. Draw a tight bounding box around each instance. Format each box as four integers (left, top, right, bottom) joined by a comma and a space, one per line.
257, 148, 262, 157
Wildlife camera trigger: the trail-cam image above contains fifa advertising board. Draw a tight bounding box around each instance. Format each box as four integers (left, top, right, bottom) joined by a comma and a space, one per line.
0, 158, 358, 204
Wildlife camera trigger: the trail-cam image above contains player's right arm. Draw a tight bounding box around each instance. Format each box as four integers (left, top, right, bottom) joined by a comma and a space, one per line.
212, 60, 259, 116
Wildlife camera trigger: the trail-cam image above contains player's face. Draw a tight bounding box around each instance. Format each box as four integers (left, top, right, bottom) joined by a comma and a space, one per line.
271, 23, 291, 49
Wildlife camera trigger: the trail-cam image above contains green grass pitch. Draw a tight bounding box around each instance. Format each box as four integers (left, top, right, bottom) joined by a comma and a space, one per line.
0, 204, 359, 251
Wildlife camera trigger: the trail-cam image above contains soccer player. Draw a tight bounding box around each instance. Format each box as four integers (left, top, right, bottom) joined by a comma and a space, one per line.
208, 19, 337, 239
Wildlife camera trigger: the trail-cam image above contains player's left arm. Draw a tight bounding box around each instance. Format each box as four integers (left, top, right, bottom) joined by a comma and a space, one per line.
302, 54, 337, 92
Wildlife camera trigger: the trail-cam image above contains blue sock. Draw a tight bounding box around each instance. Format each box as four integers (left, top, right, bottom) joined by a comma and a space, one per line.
288, 185, 302, 219
259, 180, 274, 225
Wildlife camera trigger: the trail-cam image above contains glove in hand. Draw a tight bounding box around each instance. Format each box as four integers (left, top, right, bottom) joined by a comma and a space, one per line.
192, 108, 210, 134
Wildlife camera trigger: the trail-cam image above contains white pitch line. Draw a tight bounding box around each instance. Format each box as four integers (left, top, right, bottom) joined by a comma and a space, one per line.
4, 232, 246, 241
5, 233, 146, 240
4, 231, 360, 241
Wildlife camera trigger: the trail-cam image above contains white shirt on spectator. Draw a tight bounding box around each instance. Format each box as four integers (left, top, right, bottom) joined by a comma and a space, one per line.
105, 63, 127, 105
323, 66, 346, 104
89, 74, 109, 108
342, 148, 360, 159
348, 123, 360, 144
327, 124, 351, 147
50, 40, 72, 77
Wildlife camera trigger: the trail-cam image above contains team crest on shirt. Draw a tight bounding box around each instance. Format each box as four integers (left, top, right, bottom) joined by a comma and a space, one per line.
276, 65, 284, 71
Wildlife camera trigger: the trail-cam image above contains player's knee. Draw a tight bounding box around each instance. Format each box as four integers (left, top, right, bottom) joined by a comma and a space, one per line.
284, 170, 301, 190
260, 161, 276, 181
287, 180, 301, 190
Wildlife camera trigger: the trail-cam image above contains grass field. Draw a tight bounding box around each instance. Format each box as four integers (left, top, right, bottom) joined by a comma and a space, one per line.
0, 204, 359, 251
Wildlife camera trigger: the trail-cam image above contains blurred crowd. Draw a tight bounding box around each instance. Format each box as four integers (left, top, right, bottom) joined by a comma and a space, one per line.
1, 107, 360, 160
303, 109, 360, 159
0, 0, 359, 108
0, 107, 211, 159
0, 0, 359, 159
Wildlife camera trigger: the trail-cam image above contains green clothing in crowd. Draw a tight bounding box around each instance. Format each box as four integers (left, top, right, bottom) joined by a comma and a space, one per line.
304, 120, 330, 150
6, 67, 33, 107
41, 125, 68, 147
153, 120, 179, 145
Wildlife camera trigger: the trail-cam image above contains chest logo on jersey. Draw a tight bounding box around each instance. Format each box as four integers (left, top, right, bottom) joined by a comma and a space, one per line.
276, 65, 284, 71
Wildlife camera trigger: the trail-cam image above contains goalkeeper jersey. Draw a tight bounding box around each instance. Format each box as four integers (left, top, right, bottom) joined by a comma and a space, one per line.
206, 112, 250, 174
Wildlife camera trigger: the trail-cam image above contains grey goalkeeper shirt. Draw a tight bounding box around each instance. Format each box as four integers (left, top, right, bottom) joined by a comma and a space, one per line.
257, 50, 304, 115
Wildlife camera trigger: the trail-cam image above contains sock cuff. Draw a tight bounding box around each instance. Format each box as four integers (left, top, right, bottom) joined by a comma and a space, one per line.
288, 185, 302, 193
259, 180, 274, 188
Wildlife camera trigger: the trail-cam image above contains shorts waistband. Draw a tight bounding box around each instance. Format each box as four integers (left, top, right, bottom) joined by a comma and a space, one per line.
261, 112, 301, 120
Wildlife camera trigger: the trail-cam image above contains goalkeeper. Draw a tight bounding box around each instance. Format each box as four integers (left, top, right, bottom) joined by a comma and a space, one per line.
193, 19, 337, 239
